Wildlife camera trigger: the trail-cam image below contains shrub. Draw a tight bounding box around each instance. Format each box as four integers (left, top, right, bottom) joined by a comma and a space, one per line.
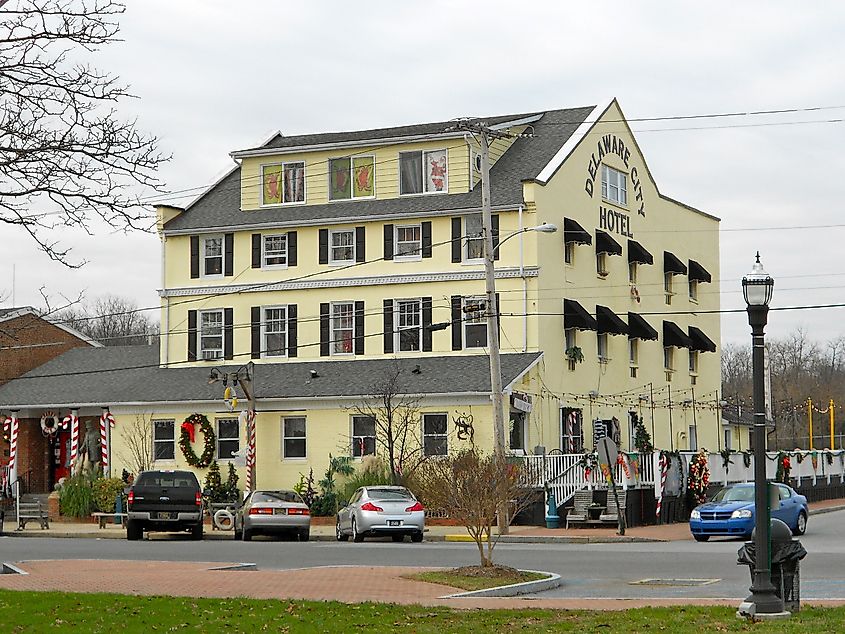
92, 477, 127, 513
59, 474, 96, 518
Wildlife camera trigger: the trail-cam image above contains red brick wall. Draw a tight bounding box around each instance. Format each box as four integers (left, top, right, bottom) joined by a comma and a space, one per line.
16, 419, 50, 493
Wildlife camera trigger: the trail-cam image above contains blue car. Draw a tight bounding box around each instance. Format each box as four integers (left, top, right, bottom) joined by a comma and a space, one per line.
689, 482, 808, 542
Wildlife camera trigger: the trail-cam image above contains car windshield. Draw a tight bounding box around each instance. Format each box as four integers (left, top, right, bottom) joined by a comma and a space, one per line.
252, 491, 303, 504
712, 486, 754, 503
368, 488, 413, 501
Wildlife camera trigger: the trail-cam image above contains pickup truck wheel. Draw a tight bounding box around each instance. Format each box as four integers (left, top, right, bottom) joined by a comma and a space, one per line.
190, 522, 204, 541
242, 528, 253, 542
126, 519, 143, 541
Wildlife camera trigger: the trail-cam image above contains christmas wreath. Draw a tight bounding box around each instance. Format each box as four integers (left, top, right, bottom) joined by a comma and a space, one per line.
687, 450, 710, 505
180, 413, 216, 468
579, 451, 599, 479
775, 451, 791, 483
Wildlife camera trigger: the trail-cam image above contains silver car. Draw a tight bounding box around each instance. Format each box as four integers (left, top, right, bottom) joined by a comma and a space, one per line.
234, 490, 311, 542
336, 486, 425, 543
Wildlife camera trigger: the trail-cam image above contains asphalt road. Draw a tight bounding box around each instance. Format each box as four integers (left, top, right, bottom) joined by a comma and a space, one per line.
3, 510, 843, 600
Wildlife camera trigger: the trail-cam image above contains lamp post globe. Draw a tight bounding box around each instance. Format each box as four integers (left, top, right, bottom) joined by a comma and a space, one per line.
739, 252, 785, 617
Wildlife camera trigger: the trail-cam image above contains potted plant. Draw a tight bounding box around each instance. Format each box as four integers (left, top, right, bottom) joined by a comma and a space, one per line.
565, 345, 584, 370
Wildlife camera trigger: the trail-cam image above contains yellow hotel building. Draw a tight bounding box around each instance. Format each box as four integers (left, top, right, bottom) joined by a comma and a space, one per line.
0, 99, 727, 494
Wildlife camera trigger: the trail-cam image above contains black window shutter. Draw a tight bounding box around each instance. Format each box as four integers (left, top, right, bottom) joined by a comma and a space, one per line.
422, 296, 433, 352
354, 301, 365, 355
422, 221, 432, 258
251, 234, 262, 268
187, 310, 197, 360
355, 226, 365, 263
383, 299, 394, 353
223, 308, 234, 360
319, 303, 330, 357
451, 295, 462, 351
319, 229, 329, 264
451, 217, 462, 263
492, 214, 500, 261
287, 304, 298, 358
250, 306, 261, 359
287, 231, 297, 266
224, 233, 234, 276
383, 224, 394, 261
190, 236, 200, 279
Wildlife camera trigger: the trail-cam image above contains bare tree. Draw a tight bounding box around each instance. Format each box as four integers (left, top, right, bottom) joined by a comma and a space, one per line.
349, 363, 424, 485
57, 294, 158, 345
1, 0, 167, 266
118, 414, 152, 476
415, 448, 535, 567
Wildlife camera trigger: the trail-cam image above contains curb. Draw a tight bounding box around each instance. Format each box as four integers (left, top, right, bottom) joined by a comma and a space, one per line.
442, 569, 561, 598
444, 534, 662, 544
809, 504, 845, 516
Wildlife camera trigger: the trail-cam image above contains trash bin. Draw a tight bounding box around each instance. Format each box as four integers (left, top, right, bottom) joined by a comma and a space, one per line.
737, 518, 807, 612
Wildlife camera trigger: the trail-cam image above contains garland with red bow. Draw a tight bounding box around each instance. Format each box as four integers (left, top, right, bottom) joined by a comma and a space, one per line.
179, 413, 215, 468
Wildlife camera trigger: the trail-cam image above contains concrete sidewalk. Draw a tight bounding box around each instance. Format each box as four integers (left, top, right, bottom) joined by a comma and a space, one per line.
4, 497, 843, 543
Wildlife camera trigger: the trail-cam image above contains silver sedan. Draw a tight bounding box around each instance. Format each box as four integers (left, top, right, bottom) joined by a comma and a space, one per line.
234, 490, 311, 541
336, 486, 425, 543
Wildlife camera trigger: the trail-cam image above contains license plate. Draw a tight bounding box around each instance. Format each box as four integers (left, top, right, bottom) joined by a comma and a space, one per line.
388, 520, 401, 527
274, 508, 287, 515
156, 512, 175, 520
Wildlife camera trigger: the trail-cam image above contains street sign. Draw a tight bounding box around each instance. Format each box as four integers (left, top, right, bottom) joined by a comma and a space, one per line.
597, 436, 618, 468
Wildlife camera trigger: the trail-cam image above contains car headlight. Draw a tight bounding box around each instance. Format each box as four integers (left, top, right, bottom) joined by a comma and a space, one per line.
690, 509, 701, 519
731, 509, 753, 519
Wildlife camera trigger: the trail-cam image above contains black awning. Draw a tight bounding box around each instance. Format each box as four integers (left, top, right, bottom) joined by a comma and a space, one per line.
627, 240, 653, 265
627, 312, 658, 340
596, 305, 628, 336
596, 230, 622, 256
688, 260, 712, 283
664, 251, 687, 275
564, 299, 597, 331
663, 320, 692, 348
564, 218, 592, 245
688, 326, 716, 353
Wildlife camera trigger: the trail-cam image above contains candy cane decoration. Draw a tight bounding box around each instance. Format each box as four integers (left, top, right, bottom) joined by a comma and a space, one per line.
66, 412, 80, 472
240, 409, 257, 492
100, 411, 115, 474
655, 453, 669, 520
7, 414, 19, 485
567, 411, 577, 452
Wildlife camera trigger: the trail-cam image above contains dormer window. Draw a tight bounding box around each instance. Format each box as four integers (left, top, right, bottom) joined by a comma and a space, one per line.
601, 165, 627, 206
329, 156, 374, 200
262, 162, 304, 205
399, 149, 447, 195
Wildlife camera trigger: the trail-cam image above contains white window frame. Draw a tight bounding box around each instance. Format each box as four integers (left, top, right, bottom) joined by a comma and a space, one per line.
629, 338, 638, 367
394, 224, 422, 260
629, 261, 638, 284
216, 417, 240, 461
201, 235, 224, 278
328, 155, 375, 201
422, 413, 448, 457
152, 419, 176, 462
199, 309, 224, 360
601, 164, 628, 206
689, 349, 700, 375
282, 416, 307, 460
689, 279, 699, 301
464, 214, 484, 262
329, 229, 355, 264
351, 415, 376, 457
564, 241, 575, 265
262, 305, 288, 358
394, 298, 422, 352
597, 332, 609, 363
463, 296, 488, 349
331, 301, 355, 356
260, 161, 306, 207
262, 233, 288, 268
560, 410, 584, 453
399, 149, 448, 196
596, 251, 609, 277
664, 346, 675, 372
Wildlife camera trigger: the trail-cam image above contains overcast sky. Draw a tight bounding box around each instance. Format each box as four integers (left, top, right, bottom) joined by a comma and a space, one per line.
4, 1, 845, 346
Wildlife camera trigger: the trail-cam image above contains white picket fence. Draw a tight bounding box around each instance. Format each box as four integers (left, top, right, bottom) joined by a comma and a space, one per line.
519, 449, 845, 508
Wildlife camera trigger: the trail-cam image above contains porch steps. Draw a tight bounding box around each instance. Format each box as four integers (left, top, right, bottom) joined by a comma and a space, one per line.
2, 494, 50, 520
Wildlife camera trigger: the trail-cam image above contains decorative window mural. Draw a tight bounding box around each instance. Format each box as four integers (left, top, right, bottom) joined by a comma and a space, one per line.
330, 155, 374, 200
400, 149, 448, 195
262, 162, 304, 205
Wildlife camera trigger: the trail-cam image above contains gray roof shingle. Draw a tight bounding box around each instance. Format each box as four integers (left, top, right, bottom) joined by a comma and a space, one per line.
162, 106, 595, 233
0, 345, 542, 408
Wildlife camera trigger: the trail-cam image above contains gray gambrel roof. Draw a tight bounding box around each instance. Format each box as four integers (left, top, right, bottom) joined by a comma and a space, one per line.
0, 344, 543, 409
162, 106, 595, 233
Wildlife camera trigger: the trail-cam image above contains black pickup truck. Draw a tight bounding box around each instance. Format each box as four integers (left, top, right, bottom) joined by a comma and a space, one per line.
126, 470, 204, 540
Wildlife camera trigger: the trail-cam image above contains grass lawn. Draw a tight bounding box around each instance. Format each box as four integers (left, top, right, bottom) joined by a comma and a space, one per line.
407, 566, 548, 591
2, 590, 844, 632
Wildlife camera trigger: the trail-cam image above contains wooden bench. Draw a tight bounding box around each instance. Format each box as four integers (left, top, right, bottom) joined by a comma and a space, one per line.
17, 502, 49, 530
92, 512, 127, 528
565, 490, 595, 529
600, 490, 627, 523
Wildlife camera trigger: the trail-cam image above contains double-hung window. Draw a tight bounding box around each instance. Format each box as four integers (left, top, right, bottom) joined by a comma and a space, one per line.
561, 409, 583, 453
465, 214, 484, 260
423, 413, 448, 456
329, 156, 374, 200
217, 418, 239, 460
664, 346, 675, 372
395, 224, 422, 259
199, 309, 224, 360
399, 149, 447, 195
463, 296, 487, 348
689, 350, 700, 375
262, 162, 305, 205
629, 262, 638, 284
282, 417, 306, 459
153, 420, 175, 461
203, 236, 223, 276
689, 279, 699, 301
352, 415, 376, 457
263, 306, 287, 357
664, 272, 674, 304
597, 333, 609, 362
395, 299, 421, 351
596, 251, 608, 277
263, 234, 287, 267
331, 302, 355, 355
601, 165, 627, 205
330, 229, 355, 263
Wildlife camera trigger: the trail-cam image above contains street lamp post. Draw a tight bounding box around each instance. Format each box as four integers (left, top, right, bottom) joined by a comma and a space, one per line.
739, 252, 784, 617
